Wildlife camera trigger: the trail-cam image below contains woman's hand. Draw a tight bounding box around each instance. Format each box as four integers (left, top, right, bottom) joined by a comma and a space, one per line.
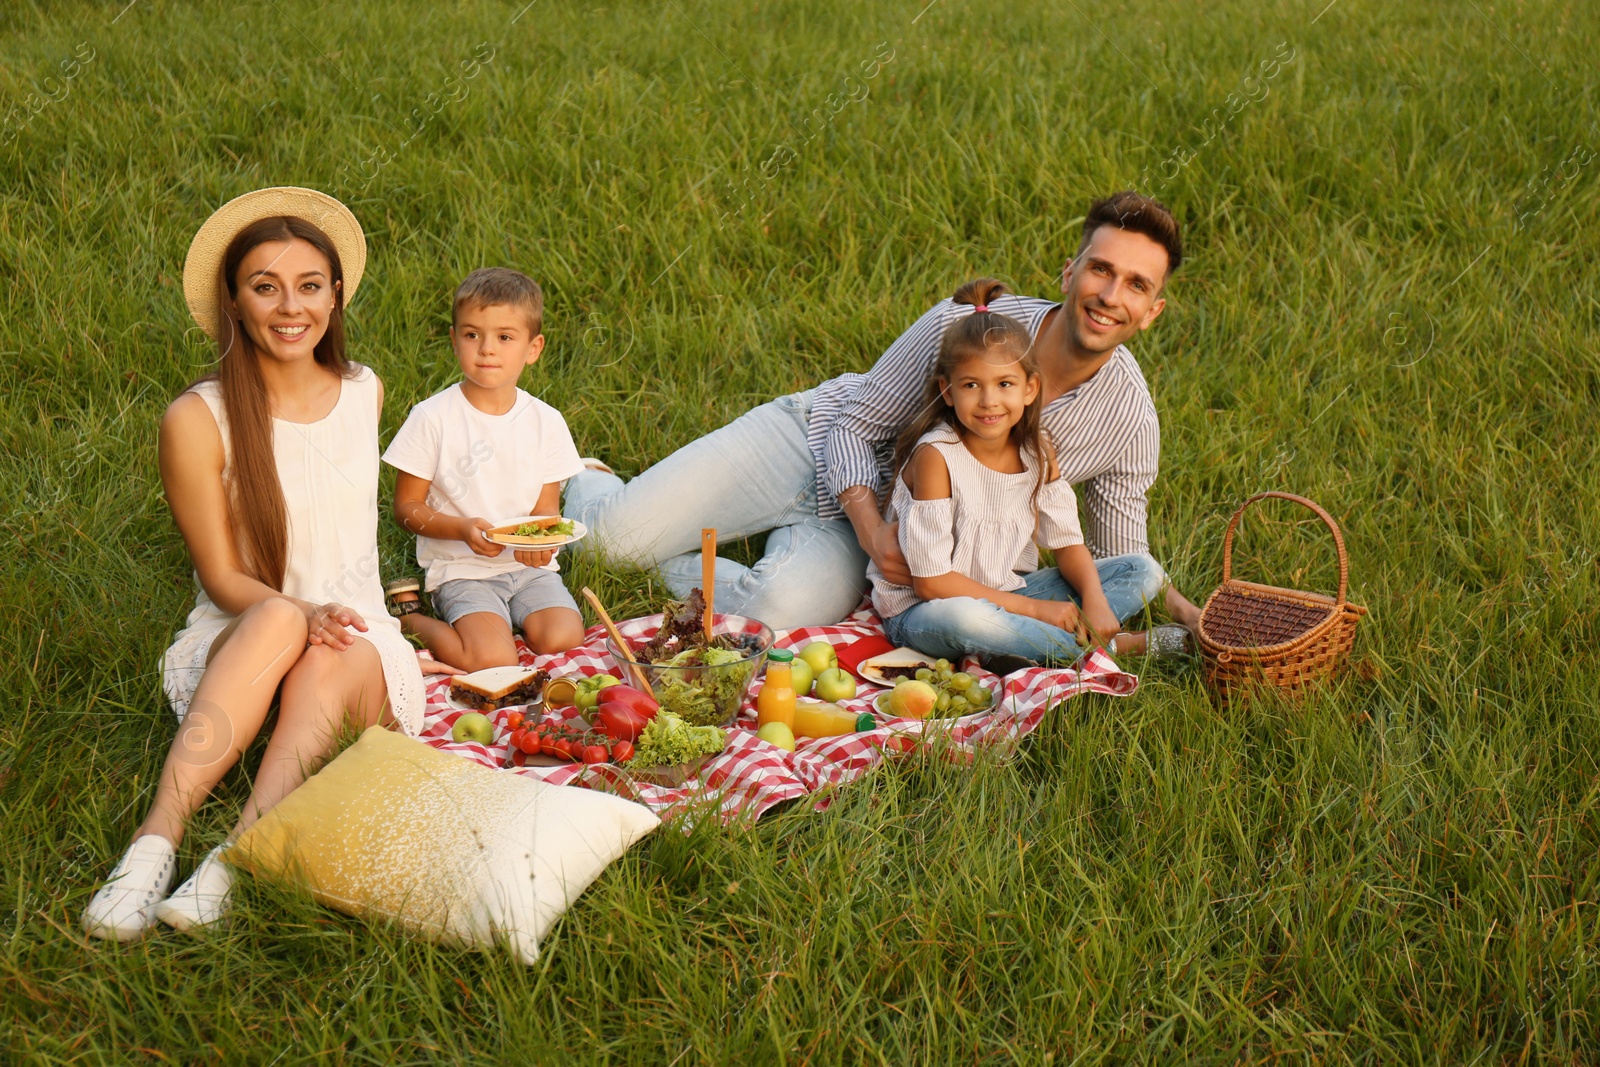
306, 603, 369, 651
514, 547, 556, 568
419, 657, 466, 676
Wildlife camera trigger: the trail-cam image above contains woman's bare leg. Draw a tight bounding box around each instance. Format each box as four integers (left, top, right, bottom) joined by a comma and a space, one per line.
232, 636, 389, 836
134, 597, 309, 848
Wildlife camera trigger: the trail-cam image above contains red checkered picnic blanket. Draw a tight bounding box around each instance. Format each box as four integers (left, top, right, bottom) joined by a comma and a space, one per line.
419, 604, 1138, 828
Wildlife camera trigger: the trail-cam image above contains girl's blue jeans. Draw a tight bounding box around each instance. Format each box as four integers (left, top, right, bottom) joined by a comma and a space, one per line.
881, 556, 1167, 665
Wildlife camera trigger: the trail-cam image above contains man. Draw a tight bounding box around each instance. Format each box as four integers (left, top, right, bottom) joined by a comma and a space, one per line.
565, 191, 1199, 642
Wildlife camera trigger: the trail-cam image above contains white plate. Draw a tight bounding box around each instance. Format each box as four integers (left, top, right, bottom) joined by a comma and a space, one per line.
857, 647, 936, 687
446, 666, 546, 712
483, 515, 589, 550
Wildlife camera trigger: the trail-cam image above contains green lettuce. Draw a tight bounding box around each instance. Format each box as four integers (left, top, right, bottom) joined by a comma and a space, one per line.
627, 710, 726, 768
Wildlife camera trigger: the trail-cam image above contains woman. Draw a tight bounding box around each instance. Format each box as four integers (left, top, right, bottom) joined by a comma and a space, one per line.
83, 188, 457, 940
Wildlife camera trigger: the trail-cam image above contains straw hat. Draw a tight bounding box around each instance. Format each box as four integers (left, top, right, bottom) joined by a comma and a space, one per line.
183, 187, 367, 339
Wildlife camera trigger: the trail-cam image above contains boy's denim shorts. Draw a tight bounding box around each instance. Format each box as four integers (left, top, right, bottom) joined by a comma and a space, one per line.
432, 568, 579, 629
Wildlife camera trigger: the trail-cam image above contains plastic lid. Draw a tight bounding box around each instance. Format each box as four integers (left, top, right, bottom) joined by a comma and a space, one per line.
768, 649, 794, 662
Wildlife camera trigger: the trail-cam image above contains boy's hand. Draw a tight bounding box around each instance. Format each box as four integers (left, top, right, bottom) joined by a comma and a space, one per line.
514, 547, 556, 568
460, 517, 502, 557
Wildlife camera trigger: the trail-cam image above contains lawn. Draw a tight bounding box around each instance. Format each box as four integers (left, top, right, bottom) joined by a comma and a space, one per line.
3, 0, 1599, 1061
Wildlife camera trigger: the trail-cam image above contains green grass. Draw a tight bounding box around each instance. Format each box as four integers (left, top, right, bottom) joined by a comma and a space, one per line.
4, 0, 1599, 1060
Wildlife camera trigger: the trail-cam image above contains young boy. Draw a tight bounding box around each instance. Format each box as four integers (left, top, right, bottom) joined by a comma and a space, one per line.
383, 268, 586, 669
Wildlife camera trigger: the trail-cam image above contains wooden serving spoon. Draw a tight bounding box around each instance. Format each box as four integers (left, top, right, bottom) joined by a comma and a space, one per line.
701, 527, 716, 640
580, 586, 654, 693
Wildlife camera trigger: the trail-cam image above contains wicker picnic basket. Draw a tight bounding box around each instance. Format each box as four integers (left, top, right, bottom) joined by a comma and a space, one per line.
1196, 492, 1367, 704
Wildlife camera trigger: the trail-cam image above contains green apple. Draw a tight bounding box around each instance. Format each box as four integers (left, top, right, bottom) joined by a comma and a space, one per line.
786, 655, 814, 697
756, 721, 796, 752
813, 667, 857, 703
451, 712, 495, 744
797, 641, 838, 676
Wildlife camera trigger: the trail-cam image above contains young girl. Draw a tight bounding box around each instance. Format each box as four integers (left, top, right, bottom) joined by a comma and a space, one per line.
867, 278, 1170, 668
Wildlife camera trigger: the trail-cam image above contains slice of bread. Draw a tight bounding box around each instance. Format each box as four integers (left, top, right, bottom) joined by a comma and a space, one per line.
486, 516, 573, 546
450, 669, 549, 711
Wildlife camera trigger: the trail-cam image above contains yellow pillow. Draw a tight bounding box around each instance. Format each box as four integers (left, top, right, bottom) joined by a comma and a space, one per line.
229, 726, 659, 963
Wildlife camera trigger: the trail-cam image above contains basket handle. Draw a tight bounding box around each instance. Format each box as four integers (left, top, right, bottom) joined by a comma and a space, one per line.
1220, 492, 1348, 609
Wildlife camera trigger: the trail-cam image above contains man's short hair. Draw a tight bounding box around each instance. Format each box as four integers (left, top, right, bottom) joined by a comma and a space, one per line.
453, 267, 544, 334
1081, 192, 1183, 279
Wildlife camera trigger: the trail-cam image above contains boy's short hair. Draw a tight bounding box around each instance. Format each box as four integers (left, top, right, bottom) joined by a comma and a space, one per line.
453, 267, 544, 335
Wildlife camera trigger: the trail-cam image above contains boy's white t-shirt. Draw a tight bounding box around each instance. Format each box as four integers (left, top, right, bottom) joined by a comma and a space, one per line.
382, 384, 585, 591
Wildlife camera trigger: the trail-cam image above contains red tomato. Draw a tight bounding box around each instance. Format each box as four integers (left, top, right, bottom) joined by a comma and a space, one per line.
510, 727, 527, 749
611, 740, 634, 764
506, 710, 525, 731
552, 738, 575, 760
511, 749, 527, 767
582, 745, 608, 765
542, 739, 563, 758
518, 732, 542, 755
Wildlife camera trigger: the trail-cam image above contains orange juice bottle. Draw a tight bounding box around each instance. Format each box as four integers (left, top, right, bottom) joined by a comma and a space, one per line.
756, 649, 797, 729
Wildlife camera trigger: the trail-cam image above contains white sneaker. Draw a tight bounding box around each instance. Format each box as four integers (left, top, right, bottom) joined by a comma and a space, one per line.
82, 835, 177, 941
154, 844, 234, 933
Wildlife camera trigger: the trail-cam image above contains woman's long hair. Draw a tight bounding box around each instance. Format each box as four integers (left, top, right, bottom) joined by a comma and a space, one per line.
887, 278, 1049, 508
195, 215, 356, 590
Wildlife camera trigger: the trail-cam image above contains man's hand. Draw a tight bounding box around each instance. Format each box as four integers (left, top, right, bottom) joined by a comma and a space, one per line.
839, 485, 913, 585
868, 520, 913, 586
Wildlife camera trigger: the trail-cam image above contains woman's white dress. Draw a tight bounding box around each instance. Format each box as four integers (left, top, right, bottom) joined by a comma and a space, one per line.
161, 364, 424, 735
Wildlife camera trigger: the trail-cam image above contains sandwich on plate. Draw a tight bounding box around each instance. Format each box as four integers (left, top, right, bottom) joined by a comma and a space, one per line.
449, 667, 550, 711
486, 516, 577, 546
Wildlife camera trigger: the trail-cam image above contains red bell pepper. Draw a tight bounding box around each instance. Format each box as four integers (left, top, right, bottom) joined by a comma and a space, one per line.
596, 684, 659, 742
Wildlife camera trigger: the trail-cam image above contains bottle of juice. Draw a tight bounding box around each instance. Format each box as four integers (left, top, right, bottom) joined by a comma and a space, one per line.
756, 649, 797, 730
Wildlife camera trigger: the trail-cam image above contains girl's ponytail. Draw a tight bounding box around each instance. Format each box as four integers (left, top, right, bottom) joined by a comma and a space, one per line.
952, 277, 1009, 309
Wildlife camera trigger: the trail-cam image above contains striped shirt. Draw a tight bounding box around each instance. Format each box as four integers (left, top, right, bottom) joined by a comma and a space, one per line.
806, 293, 1159, 557
868, 425, 1083, 619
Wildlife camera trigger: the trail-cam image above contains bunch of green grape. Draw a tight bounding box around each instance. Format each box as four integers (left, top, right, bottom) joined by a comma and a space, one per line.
875, 658, 995, 717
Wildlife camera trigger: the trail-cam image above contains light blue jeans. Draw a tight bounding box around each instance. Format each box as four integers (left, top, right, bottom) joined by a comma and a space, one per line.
882, 555, 1167, 665
563, 390, 872, 630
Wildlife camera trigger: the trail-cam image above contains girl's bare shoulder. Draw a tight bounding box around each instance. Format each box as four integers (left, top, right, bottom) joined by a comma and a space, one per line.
907, 442, 952, 501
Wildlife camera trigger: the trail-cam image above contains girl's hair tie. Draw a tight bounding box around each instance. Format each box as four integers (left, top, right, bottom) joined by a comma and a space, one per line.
973, 304, 989, 313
